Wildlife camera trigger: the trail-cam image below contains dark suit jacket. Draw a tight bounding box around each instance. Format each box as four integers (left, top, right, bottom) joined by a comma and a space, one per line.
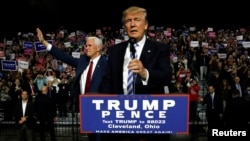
48, 86, 58, 104
223, 96, 250, 130
23, 84, 39, 100
100, 38, 172, 94
57, 83, 70, 103
49, 46, 108, 96
35, 94, 57, 121
13, 99, 36, 129
26, 84, 39, 95
9, 84, 23, 102
202, 92, 223, 123
230, 83, 245, 98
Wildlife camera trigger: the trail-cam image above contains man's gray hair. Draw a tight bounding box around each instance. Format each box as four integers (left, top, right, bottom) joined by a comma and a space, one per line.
86, 36, 103, 48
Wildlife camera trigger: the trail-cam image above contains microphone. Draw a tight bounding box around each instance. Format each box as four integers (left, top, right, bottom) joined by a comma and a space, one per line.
129, 38, 136, 59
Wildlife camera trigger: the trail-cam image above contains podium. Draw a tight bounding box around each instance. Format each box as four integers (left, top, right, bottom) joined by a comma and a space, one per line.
80, 94, 189, 134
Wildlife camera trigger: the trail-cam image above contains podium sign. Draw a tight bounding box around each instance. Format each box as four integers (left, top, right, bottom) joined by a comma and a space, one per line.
80, 94, 189, 134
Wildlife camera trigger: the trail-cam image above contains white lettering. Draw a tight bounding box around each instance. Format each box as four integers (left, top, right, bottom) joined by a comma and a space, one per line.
116, 111, 124, 118
131, 111, 140, 118
92, 100, 104, 110
92, 99, 176, 111
144, 124, 160, 129
101, 111, 110, 118
124, 100, 137, 110
101, 110, 167, 119
145, 111, 154, 118
142, 100, 159, 110
163, 100, 175, 110
212, 129, 247, 136
108, 100, 120, 110
159, 111, 167, 118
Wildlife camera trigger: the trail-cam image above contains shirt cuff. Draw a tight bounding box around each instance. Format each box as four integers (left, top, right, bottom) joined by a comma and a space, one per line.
47, 44, 52, 51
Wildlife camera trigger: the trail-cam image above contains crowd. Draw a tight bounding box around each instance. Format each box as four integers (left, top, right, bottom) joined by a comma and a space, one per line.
1, 18, 250, 140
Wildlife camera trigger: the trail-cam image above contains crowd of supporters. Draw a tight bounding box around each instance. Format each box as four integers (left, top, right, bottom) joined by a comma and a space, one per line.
0, 25, 250, 127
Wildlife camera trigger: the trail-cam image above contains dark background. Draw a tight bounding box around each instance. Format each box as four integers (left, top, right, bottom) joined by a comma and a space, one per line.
1, 0, 250, 40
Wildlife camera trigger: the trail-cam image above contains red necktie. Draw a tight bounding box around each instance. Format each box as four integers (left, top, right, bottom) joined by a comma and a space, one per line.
85, 61, 93, 93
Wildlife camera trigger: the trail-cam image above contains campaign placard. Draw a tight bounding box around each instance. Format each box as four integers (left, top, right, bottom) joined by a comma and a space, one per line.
34, 40, 53, 52
1, 60, 17, 71
80, 94, 189, 134
23, 41, 34, 49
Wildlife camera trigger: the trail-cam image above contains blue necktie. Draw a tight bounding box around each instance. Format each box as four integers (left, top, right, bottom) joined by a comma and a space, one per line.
127, 43, 138, 95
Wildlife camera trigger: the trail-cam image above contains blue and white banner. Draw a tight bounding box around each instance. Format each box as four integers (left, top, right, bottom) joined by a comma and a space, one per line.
80, 94, 189, 134
23, 41, 34, 49
1, 60, 17, 71
34, 40, 53, 52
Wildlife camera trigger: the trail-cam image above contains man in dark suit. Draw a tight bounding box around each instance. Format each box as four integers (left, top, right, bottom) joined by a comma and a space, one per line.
35, 85, 57, 141
47, 80, 58, 104
223, 89, 249, 131
100, 6, 172, 141
230, 76, 244, 98
36, 29, 108, 141
13, 90, 36, 141
57, 77, 70, 117
23, 78, 39, 102
201, 84, 224, 140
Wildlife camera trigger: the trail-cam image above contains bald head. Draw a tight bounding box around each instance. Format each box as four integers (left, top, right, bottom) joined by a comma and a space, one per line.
41, 85, 48, 95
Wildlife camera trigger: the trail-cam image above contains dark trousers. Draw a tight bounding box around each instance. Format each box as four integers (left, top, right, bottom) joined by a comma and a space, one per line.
18, 124, 35, 141
38, 120, 56, 141
88, 133, 101, 141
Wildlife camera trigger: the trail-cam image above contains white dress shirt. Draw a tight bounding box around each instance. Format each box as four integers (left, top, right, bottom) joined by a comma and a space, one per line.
122, 35, 149, 94
22, 100, 27, 116
80, 56, 100, 94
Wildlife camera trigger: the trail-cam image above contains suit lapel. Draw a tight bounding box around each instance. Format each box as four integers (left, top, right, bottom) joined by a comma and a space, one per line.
113, 42, 128, 75
91, 56, 105, 81
118, 42, 128, 63
140, 39, 154, 64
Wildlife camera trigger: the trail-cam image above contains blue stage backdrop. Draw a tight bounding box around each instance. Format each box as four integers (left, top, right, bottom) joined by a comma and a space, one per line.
80, 94, 189, 134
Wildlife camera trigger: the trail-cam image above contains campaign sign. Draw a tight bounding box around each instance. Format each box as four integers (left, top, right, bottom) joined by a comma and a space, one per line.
1, 60, 17, 71
23, 41, 34, 49
34, 40, 53, 52
80, 94, 189, 134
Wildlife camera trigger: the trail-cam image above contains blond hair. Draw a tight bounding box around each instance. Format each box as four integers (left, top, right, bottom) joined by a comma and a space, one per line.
122, 6, 148, 24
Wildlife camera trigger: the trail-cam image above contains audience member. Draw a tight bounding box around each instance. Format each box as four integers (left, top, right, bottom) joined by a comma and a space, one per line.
13, 90, 36, 141
201, 85, 223, 140
35, 85, 57, 141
